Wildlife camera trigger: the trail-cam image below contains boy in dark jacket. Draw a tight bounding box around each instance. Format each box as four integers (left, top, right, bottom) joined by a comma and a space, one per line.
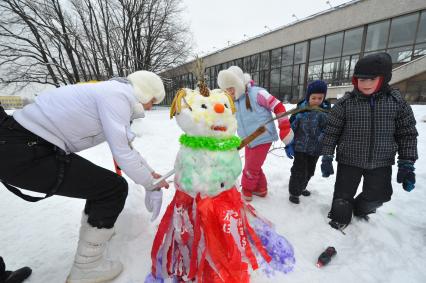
286, 80, 331, 204
321, 52, 418, 230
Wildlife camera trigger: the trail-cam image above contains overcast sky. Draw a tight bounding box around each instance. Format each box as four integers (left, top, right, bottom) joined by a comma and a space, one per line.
182, 0, 354, 55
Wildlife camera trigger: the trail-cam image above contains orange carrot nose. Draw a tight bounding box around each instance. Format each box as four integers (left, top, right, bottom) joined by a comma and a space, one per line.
214, 103, 225, 113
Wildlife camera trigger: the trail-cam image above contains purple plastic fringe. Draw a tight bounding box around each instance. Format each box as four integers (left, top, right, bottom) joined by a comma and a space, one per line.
250, 218, 295, 276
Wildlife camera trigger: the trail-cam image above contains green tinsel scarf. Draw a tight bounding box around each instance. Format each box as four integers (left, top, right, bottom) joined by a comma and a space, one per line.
179, 134, 241, 151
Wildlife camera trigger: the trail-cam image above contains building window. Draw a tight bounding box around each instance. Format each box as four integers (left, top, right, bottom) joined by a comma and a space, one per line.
294, 42, 308, 64
237, 58, 245, 68
343, 27, 363, 56
309, 37, 325, 62
414, 42, 426, 57
322, 58, 341, 83
341, 55, 359, 82
260, 52, 270, 70
365, 20, 390, 52
282, 45, 294, 66
280, 65, 293, 102
270, 68, 281, 97
324, 32, 343, 59
388, 13, 418, 48
416, 11, 426, 43
307, 60, 322, 81
387, 45, 413, 63
271, 48, 282, 68
250, 54, 260, 73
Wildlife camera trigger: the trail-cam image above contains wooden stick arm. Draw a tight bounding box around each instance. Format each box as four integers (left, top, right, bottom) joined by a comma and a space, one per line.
237, 126, 266, 150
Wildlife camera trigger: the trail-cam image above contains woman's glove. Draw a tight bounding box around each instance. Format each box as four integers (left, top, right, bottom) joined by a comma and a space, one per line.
397, 160, 415, 192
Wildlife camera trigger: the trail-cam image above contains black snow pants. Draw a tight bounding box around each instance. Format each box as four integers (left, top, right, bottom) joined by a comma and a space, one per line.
333, 163, 392, 216
0, 107, 128, 228
288, 151, 319, 197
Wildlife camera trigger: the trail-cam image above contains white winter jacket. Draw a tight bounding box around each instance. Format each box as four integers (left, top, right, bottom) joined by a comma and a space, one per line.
13, 80, 155, 188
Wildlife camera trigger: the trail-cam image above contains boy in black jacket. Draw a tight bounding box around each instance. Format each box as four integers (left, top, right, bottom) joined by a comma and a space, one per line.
321, 52, 418, 230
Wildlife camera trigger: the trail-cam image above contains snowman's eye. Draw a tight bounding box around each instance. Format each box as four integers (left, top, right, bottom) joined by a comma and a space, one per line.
201, 104, 208, 109
224, 104, 228, 108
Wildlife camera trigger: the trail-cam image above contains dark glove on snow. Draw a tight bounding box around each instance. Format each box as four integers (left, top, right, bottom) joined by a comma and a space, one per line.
397, 160, 415, 192
321, 155, 334, 178
285, 142, 295, 159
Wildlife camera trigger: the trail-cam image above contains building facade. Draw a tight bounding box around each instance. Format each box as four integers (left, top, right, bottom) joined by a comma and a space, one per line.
161, 0, 426, 104
0, 96, 23, 109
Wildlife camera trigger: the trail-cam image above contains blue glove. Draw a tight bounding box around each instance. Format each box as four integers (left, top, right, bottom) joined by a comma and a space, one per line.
397, 160, 415, 192
321, 155, 334, 178
285, 142, 295, 159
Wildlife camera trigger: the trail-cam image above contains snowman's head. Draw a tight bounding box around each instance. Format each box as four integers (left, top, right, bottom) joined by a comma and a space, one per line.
170, 88, 237, 138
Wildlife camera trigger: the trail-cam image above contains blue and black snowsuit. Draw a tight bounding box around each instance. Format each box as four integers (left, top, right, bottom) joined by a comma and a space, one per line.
288, 99, 330, 197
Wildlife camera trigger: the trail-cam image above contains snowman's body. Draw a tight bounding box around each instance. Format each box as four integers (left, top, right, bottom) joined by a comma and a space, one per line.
147, 87, 294, 283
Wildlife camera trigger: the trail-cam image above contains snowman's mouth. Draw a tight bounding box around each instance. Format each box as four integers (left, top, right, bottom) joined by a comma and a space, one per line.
211, 125, 227, 132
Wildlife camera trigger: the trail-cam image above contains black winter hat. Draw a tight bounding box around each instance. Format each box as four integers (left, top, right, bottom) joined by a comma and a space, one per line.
353, 52, 392, 83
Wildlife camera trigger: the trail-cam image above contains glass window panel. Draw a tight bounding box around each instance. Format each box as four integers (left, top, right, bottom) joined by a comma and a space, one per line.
292, 65, 300, 86
258, 70, 270, 88
388, 13, 418, 48
299, 64, 305, 86
251, 72, 259, 83
250, 54, 259, 72
347, 55, 359, 79
292, 64, 305, 87
322, 58, 341, 84
260, 52, 270, 70
234, 58, 243, 69
243, 57, 251, 71
280, 66, 293, 87
309, 37, 325, 61
271, 48, 282, 68
387, 46, 413, 63
292, 85, 304, 101
270, 68, 281, 89
343, 27, 363, 55
325, 32, 343, 59
280, 86, 292, 103
282, 45, 294, 66
416, 12, 426, 43
294, 42, 308, 64
365, 20, 390, 52
307, 61, 322, 81
414, 43, 426, 57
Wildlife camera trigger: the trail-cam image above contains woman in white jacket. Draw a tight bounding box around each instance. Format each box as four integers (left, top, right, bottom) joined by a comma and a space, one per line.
0, 71, 169, 283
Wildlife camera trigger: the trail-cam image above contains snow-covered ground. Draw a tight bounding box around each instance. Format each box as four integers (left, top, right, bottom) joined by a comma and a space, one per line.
1, 105, 425, 283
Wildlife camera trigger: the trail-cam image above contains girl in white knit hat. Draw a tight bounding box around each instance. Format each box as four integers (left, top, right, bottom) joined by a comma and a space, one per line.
0, 70, 169, 283
218, 66, 294, 201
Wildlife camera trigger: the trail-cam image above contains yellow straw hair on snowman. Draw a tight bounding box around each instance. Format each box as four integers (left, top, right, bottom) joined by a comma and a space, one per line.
170, 88, 188, 119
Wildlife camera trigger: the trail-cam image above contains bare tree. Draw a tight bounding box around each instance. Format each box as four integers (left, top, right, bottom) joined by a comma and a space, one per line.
0, 0, 192, 89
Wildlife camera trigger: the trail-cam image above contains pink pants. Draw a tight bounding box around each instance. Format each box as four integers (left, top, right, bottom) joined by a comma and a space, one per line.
241, 143, 271, 192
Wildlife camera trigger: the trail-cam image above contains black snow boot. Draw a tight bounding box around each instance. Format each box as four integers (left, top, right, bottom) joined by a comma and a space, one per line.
0, 257, 32, 283
289, 195, 300, 204
301, 190, 311, 197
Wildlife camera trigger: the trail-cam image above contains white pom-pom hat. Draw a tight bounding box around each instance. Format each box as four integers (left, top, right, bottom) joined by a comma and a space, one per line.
127, 70, 165, 104
217, 66, 251, 99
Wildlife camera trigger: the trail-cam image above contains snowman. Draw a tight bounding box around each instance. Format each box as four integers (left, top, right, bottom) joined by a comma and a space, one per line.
146, 83, 295, 283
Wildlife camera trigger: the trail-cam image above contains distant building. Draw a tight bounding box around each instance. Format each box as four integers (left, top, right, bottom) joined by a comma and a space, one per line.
160, 0, 426, 104
0, 96, 23, 109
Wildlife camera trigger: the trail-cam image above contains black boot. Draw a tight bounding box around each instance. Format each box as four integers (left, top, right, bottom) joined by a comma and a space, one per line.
353, 195, 383, 220
0, 257, 32, 283
4, 267, 32, 283
301, 190, 311, 197
289, 195, 300, 204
